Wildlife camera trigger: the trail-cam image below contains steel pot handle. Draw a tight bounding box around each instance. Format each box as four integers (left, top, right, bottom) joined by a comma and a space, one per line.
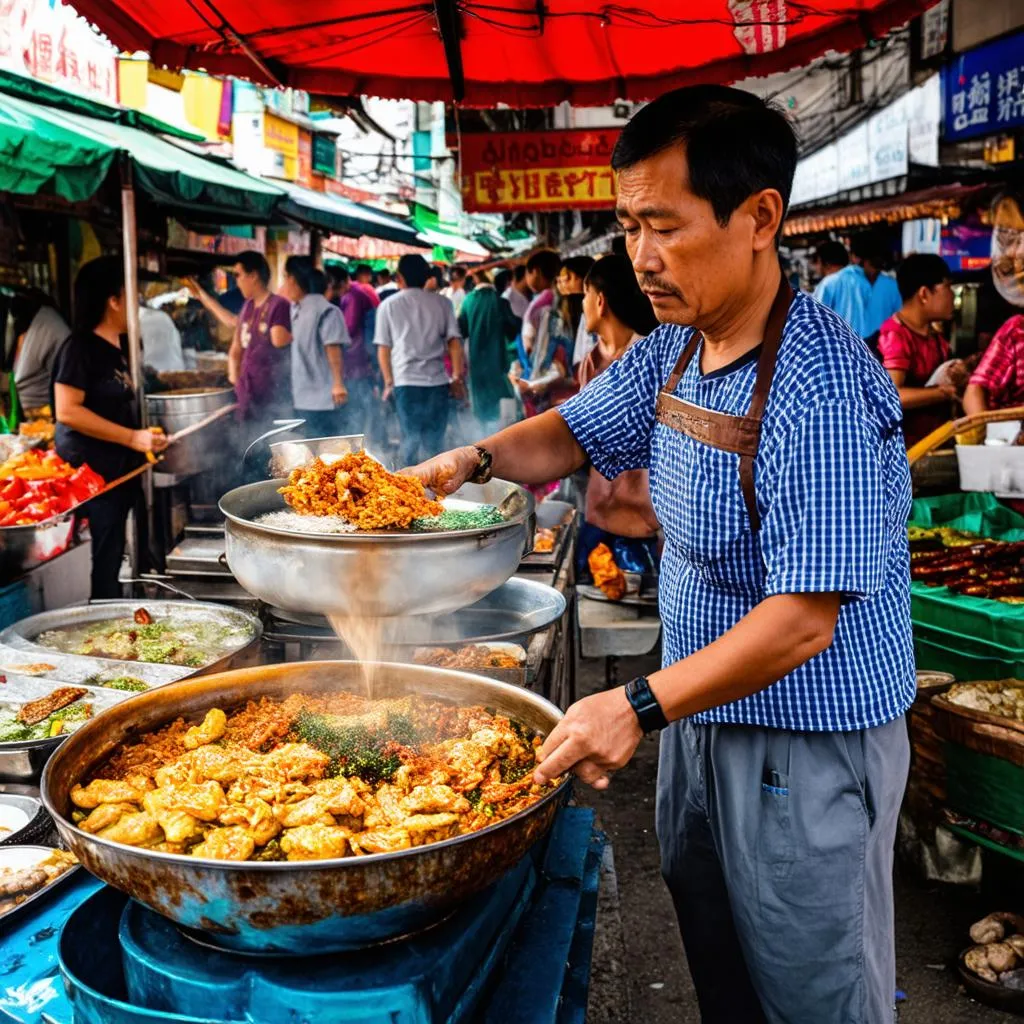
118, 577, 198, 601
241, 419, 306, 473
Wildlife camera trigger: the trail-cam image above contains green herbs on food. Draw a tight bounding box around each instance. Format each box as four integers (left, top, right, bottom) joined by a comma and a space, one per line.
96, 676, 149, 692
0, 700, 91, 742
409, 506, 505, 533
293, 708, 419, 784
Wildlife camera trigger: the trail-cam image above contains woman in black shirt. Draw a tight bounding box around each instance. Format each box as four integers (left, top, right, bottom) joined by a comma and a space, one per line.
52, 256, 167, 598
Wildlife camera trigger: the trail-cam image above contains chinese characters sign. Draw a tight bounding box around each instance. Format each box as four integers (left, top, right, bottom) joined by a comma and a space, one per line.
0, 0, 117, 102
943, 30, 1024, 142
460, 129, 620, 214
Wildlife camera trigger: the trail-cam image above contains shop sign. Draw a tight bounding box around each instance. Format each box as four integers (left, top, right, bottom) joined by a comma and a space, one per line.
943, 31, 1024, 142
940, 214, 992, 272
312, 134, 337, 177
920, 0, 949, 59
0, 0, 117, 102
263, 112, 299, 180
867, 95, 908, 184
297, 129, 313, 188
836, 125, 870, 191
460, 129, 620, 214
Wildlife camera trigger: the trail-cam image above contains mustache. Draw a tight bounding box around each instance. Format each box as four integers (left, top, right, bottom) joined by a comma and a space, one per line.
637, 273, 682, 297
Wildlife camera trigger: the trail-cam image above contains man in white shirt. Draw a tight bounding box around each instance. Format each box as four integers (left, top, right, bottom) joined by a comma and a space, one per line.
139, 303, 186, 372
501, 264, 532, 320
375, 254, 466, 466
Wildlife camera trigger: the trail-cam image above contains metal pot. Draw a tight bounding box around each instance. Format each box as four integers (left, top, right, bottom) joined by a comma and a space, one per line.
220, 478, 535, 618
41, 660, 569, 954
0, 513, 76, 581
146, 388, 235, 476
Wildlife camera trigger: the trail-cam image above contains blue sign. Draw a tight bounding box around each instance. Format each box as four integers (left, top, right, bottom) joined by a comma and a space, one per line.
943, 31, 1024, 141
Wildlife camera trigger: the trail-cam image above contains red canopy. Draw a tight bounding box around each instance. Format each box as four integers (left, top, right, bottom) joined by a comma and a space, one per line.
80, 0, 938, 107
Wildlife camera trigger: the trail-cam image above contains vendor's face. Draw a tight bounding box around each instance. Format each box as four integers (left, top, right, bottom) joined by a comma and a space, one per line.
110, 289, 128, 333
992, 197, 1024, 308
616, 144, 776, 327
233, 263, 261, 301
582, 283, 602, 334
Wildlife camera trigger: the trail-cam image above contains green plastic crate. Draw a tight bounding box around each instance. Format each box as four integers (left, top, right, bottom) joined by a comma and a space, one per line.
945, 742, 1024, 836
914, 634, 1024, 680
912, 584, 1024, 650
910, 492, 1024, 538
914, 620, 1024, 661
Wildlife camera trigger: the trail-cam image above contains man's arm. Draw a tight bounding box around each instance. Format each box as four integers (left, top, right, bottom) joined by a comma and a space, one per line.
227, 327, 242, 386
326, 346, 346, 405
535, 592, 840, 787
886, 369, 956, 410
270, 325, 291, 349
377, 345, 394, 402
186, 279, 238, 330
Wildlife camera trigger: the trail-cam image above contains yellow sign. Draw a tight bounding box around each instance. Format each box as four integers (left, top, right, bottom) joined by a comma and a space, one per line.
464, 165, 616, 213
264, 112, 299, 179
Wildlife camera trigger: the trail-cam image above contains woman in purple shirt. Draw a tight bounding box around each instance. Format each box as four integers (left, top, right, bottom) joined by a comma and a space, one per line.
228, 251, 292, 425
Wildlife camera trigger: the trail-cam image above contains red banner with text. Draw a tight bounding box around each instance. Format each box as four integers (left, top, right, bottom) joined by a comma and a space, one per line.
460, 128, 620, 214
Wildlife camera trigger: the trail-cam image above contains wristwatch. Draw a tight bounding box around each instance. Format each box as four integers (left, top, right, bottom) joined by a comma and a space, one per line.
624, 676, 669, 733
467, 445, 493, 484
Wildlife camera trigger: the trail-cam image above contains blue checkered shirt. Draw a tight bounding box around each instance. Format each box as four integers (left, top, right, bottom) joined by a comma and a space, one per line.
560, 291, 915, 732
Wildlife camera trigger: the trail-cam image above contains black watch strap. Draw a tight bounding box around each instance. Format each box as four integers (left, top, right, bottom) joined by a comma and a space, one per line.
625, 676, 669, 733
468, 445, 493, 484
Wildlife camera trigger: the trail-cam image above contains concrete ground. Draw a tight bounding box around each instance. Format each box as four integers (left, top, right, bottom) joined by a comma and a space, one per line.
578, 652, 1019, 1023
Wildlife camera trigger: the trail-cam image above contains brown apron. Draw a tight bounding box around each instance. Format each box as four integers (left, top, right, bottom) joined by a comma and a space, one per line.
654, 278, 794, 532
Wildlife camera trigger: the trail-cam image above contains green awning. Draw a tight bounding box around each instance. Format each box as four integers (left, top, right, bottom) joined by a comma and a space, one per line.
0, 91, 115, 202
0, 68, 204, 142
280, 183, 421, 245
56, 110, 284, 222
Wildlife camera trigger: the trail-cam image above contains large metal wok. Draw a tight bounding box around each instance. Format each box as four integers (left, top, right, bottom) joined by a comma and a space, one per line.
41, 660, 569, 954
220, 478, 535, 618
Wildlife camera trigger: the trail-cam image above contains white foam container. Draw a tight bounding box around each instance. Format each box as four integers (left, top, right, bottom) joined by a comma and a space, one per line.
956, 421, 1024, 497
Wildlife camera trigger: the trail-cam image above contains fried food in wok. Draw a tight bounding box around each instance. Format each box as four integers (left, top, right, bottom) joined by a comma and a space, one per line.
414, 645, 523, 670
72, 693, 554, 862
279, 452, 442, 530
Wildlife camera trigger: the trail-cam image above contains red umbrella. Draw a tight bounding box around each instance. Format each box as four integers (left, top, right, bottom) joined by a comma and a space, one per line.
80, 0, 937, 106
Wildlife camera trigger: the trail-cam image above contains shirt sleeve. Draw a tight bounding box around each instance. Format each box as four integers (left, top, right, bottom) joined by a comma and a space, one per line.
877, 322, 913, 372
319, 305, 350, 348
760, 400, 889, 601
51, 337, 89, 391
269, 297, 291, 331
558, 331, 664, 478
970, 320, 1016, 398
373, 303, 393, 348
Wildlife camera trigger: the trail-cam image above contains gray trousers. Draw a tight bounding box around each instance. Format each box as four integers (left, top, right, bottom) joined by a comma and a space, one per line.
656, 716, 909, 1024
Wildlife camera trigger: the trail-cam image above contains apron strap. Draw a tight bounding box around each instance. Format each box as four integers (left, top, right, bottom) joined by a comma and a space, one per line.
661, 330, 702, 395
738, 276, 794, 531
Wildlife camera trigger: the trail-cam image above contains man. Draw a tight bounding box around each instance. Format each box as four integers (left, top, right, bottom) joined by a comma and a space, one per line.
557, 255, 600, 367
280, 256, 350, 439
139, 301, 185, 372
410, 85, 913, 1023
852, 234, 902, 342
963, 186, 1024, 415
442, 266, 468, 315
520, 248, 562, 356
229, 250, 292, 425
457, 270, 520, 429
813, 239, 870, 337
374, 253, 465, 466
12, 292, 69, 413
501, 264, 532, 319
327, 264, 380, 440
376, 268, 399, 301
878, 253, 960, 446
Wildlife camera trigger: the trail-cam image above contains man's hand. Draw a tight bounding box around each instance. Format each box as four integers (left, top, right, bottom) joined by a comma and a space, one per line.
405, 445, 479, 495
450, 378, 467, 402
382, 384, 394, 403
533, 687, 643, 791
332, 384, 348, 406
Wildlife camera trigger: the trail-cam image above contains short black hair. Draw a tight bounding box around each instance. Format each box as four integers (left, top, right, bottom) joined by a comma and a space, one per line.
284, 255, 315, 295
562, 255, 595, 281
896, 254, 950, 302
378, 268, 392, 282
449, 265, 467, 282
398, 253, 430, 289
429, 266, 445, 288
73, 255, 124, 333
851, 233, 888, 266
355, 263, 373, 278
494, 268, 512, 293
326, 264, 349, 286
585, 254, 659, 337
612, 84, 798, 232
513, 264, 527, 282
309, 268, 327, 295
526, 249, 561, 283
235, 250, 270, 287
815, 241, 849, 270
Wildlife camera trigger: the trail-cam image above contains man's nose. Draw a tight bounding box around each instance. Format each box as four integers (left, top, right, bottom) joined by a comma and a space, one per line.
630, 229, 664, 275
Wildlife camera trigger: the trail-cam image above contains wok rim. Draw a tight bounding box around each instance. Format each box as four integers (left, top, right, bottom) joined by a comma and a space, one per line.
40, 660, 570, 873
219, 478, 532, 543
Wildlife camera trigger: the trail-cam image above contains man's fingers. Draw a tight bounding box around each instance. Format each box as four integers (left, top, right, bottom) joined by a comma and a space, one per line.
533, 734, 584, 785
536, 720, 570, 762
574, 758, 610, 789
